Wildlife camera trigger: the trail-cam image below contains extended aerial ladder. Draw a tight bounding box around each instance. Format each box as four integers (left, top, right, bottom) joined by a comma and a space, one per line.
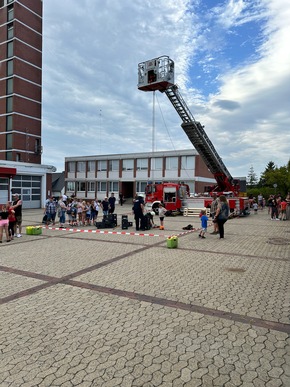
138, 55, 240, 196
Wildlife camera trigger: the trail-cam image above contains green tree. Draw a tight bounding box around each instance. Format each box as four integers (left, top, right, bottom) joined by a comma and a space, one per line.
265, 161, 276, 172
247, 165, 258, 188
247, 160, 290, 199
257, 160, 290, 198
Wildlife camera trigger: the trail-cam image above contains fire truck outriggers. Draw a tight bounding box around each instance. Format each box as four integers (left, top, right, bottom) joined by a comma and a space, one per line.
138, 55, 249, 216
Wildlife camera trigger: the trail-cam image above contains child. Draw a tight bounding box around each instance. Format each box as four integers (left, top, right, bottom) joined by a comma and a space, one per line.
71, 204, 78, 227
158, 203, 166, 230
8, 202, 16, 240
280, 199, 287, 221
0, 204, 10, 243
199, 209, 208, 238
252, 201, 258, 214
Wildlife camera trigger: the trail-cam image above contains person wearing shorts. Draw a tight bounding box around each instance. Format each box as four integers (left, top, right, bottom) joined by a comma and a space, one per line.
45, 197, 57, 225
0, 204, 11, 242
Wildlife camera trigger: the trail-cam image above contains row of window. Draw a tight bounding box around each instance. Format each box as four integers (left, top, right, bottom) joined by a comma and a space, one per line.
67, 181, 119, 192
66, 181, 147, 194
6, 1, 14, 141
6, 2, 14, 120
68, 156, 194, 173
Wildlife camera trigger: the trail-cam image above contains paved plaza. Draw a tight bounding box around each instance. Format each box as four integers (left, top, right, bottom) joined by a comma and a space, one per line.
0, 204, 289, 386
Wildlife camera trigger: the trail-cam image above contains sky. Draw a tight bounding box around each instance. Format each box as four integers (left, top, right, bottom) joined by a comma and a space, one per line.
42, 0, 290, 178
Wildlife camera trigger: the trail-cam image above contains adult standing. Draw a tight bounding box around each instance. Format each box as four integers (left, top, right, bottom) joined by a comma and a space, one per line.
286, 192, 290, 220
270, 195, 278, 220
108, 193, 116, 214
45, 196, 57, 226
58, 195, 67, 228
133, 196, 145, 231
210, 193, 219, 234
119, 193, 124, 206
258, 193, 264, 210
101, 197, 109, 216
214, 195, 229, 239
12, 193, 22, 237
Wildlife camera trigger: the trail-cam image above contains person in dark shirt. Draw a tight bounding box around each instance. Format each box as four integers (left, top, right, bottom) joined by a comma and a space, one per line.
133, 196, 145, 231
101, 197, 110, 216
119, 193, 124, 206
12, 193, 22, 237
108, 193, 116, 214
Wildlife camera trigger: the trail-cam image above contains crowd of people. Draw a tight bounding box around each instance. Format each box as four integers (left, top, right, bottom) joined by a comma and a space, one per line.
44, 193, 117, 228
248, 192, 290, 220
1, 191, 289, 243
199, 191, 290, 240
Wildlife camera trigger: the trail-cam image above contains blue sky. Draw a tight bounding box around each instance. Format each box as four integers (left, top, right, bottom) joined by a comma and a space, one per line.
42, 0, 290, 178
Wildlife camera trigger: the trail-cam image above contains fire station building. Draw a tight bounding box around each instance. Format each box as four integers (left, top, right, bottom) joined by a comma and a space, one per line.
65, 149, 216, 201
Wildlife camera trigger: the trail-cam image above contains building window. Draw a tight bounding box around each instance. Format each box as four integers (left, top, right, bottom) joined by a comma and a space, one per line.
137, 158, 148, 170
109, 182, 119, 192
76, 181, 86, 191
109, 160, 119, 171
7, 78, 13, 95
10, 176, 41, 202
16, 153, 21, 161
152, 157, 162, 170
7, 41, 13, 58
87, 161, 95, 172
34, 139, 41, 154
136, 181, 147, 193
6, 115, 13, 131
181, 155, 194, 169
6, 96, 13, 113
7, 5, 14, 22
88, 182, 95, 192
6, 133, 12, 149
166, 156, 178, 170
7, 60, 13, 76
77, 161, 86, 172
98, 181, 107, 191
67, 162, 75, 173
7, 23, 14, 40
6, 151, 12, 161
122, 159, 134, 171
0, 178, 9, 194
98, 160, 107, 171
67, 181, 75, 191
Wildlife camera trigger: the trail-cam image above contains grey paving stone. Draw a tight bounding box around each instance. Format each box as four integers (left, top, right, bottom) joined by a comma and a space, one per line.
0, 207, 289, 386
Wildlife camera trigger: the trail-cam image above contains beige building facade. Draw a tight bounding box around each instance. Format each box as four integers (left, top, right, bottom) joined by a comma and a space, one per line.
65, 149, 216, 201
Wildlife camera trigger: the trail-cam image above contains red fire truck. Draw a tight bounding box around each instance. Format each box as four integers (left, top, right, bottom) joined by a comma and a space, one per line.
145, 182, 190, 213
138, 56, 249, 215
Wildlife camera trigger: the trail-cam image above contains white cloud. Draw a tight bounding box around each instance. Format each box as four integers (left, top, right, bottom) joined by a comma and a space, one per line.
42, 0, 290, 179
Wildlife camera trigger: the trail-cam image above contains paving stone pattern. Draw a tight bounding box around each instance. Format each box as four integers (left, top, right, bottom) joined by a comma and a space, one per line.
0, 206, 289, 386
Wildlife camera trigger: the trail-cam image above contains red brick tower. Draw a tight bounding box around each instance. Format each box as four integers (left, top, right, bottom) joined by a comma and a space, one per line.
0, 0, 43, 163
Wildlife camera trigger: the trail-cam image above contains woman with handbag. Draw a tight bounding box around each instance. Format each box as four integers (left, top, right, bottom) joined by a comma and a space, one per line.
214, 195, 229, 239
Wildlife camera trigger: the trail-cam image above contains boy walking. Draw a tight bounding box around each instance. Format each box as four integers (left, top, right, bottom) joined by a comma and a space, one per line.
199, 210, 208, 238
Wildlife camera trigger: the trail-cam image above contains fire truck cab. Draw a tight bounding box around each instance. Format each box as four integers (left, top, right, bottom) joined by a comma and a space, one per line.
145, 182, 190, 213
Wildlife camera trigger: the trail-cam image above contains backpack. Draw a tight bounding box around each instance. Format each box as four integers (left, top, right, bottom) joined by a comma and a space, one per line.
66, 203, 72, 214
